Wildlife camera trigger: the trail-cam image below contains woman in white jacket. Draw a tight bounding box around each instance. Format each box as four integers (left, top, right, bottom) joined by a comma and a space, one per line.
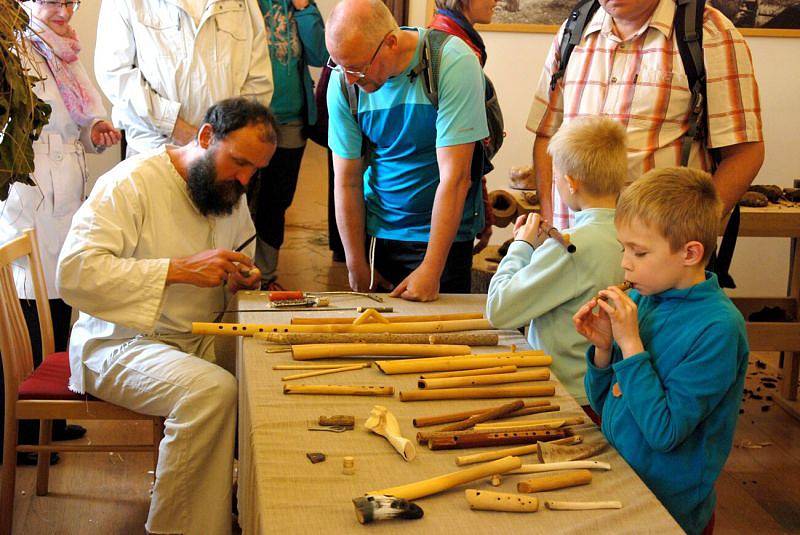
0, 0, 120, 464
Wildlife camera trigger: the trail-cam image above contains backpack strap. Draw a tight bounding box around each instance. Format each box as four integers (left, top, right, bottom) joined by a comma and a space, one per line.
551, 0, 601, 91
409, 29, 452, 109
675, 0, 707, 167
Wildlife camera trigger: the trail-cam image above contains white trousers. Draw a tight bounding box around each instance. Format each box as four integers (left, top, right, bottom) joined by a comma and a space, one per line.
84, 339, 237, 535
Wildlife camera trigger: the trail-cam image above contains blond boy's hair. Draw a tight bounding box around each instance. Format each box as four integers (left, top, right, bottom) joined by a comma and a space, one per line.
616, 167, 721, 262
547, 117, 627, 197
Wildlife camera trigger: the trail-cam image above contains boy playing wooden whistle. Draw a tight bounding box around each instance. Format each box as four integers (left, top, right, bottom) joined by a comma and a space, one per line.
574, 168, 749, 535
487, 117, 626, 415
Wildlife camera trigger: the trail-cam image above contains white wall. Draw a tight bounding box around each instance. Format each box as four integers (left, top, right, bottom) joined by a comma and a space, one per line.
74, 0, 800, 296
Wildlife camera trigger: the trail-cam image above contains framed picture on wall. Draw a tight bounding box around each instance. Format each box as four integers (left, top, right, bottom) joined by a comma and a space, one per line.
425, 0, 800, 36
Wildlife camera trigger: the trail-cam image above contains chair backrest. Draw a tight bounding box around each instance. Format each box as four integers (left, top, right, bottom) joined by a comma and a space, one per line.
0, 228, 55, 403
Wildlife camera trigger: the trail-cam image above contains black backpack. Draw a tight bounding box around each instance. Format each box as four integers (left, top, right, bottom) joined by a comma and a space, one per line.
341, 29, 505, 174
552, 0, 739, 288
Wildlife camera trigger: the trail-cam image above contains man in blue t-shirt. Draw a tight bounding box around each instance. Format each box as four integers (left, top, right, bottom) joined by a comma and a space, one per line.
325, 0, 489, 302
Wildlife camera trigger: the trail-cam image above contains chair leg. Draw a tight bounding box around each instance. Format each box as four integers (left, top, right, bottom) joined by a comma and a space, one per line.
2, 417, 19, 535
36, 419, 53, 496
152, 417, 165, 482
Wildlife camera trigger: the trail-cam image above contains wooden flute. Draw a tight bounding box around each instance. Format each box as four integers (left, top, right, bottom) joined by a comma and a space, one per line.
427, 428, 569, 450
597, 281, 632, 300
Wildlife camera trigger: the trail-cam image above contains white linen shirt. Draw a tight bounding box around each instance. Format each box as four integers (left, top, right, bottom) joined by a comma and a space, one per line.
94, 0, 274, 154
57, 147, 256, 393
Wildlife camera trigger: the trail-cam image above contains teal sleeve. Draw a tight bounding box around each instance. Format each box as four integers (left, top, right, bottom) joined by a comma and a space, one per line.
584, 344, 620, 414
435, 39, 489, 148
613, 323, 742, 452
326, 71, 362, 160
486, 239, 578, 329
295, 3, 328, 67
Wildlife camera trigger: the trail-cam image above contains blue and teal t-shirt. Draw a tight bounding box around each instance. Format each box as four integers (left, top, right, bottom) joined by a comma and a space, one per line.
327, 27, 489, 242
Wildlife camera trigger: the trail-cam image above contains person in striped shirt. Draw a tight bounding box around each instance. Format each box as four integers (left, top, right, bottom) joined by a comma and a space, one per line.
527, 0, 764, 231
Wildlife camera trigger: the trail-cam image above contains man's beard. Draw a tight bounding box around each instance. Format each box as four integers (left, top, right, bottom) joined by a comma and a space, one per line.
186, 148, 246, 216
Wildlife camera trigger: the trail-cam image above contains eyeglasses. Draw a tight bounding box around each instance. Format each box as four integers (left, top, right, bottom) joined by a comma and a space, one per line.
33, 0, 81, 10
327, 30, 394, 80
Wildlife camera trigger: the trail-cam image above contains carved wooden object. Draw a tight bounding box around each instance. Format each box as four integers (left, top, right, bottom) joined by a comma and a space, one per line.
367, 456, 522, 500
291, 343, 471, 361
419, 365, 516, 379
508, 460, 611, 474
376, 352, 552, 375
426, 429, 569, 450
538, 439, 607, 463
399, 384, 555, 402
418, 369, 550, 389
364, 405, 416, 461
412, 400, 551, 428
455, 436, 583, 466
517, 470, 592, 493
282, 384, 394, 396
258, 332, 498, 346
545, 500, 622, 510
192, 318, 491, 336
465, 489, 539, 513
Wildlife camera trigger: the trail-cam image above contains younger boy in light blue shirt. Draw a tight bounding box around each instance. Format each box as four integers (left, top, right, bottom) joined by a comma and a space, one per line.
487, 117, 626, 407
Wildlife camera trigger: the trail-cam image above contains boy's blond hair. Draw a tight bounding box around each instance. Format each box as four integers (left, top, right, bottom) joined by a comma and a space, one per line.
547, 117, 627, 197
616, 167, 721, 262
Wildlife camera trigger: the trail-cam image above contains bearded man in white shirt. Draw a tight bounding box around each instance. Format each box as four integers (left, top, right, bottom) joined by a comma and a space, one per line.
95, 0, 274, 155
57, 98, 276, 535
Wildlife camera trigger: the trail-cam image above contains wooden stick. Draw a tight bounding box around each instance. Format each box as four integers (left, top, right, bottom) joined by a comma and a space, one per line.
292, 312, 484, 325
419, 425, 568, 444
257, 332, 498, 346
399, 384, 555, 402
418, 369, 550, 389
368, 456, 522, 501
545, 500, 622, 511
291, 343, 471, 361
508, 461, 611, 474
412, 400, 550, 428
193, 318, 492, 336
434, 400, 526, 434
455, 436, 582, 466
494, 404, 561, 421
428, 429, 569, 450
420, 365, 516, 379
465, 489, 539, 513
282, 384, 394, 396
474, 416, 585, 430
273, 363, 372, 370
281, 363, 369, 381
377, 352, 552, 375
517, 470, 592, 493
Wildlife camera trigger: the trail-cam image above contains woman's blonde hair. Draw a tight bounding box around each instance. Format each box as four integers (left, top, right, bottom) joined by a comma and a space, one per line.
547, 117, 627, 197
616, 167, 721, 262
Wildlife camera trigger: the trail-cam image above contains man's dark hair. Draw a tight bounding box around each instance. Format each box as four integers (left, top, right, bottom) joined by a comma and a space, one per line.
201, 97, 278, 144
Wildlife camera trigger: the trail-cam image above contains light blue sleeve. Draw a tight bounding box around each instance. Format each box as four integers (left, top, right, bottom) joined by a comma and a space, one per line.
435, 38, 489, 148
613, 322, 743, 453
486, 239, 578, 329
326, 70, 363, 160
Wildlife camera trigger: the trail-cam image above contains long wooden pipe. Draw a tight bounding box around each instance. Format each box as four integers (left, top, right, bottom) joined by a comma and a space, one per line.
291, 343, 471, 361
376, 352, 552, 375
412, 400, 552, 428
257, 332, 499, 346
292, 312, 484, 325
282, 384, 394, 396
192, 318, 492, 336
399, 384, 555, 402
418, 369, 550, 389
455, 436, 582, 466
367, 456, 522, 501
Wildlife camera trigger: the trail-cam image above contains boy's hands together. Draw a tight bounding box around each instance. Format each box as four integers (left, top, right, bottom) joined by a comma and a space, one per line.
595, 286, 645, 358
573, 297, 614, 363
513, 213, 547, 248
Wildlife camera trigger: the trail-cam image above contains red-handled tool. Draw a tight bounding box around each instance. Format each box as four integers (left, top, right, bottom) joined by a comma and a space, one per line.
268, 291, 383, 303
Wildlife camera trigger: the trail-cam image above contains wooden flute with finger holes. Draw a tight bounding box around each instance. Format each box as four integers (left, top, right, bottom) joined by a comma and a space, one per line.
597, 281, 632, 301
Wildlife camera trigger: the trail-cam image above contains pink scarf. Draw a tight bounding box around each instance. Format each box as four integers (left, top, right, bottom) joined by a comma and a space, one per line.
24, 12, 105, 127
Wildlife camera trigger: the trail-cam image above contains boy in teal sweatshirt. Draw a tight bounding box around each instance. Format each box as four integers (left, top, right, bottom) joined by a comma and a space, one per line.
574, 168, 749, 534
487, 117, 626, 409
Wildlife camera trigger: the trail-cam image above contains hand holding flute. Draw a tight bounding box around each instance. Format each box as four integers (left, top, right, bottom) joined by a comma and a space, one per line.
513, 213, 575, 253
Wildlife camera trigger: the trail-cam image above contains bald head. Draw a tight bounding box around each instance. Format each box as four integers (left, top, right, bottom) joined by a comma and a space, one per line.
326, 0, 399, 57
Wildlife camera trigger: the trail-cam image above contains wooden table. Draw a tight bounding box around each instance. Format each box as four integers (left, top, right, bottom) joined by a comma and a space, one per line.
235, 294, 681, 534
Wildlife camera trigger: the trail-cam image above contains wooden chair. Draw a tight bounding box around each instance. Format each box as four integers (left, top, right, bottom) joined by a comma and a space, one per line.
0, 229, 164, 535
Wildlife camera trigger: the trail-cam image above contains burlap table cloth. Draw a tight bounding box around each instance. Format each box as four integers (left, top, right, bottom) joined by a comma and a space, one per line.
236, 294, 682, 534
